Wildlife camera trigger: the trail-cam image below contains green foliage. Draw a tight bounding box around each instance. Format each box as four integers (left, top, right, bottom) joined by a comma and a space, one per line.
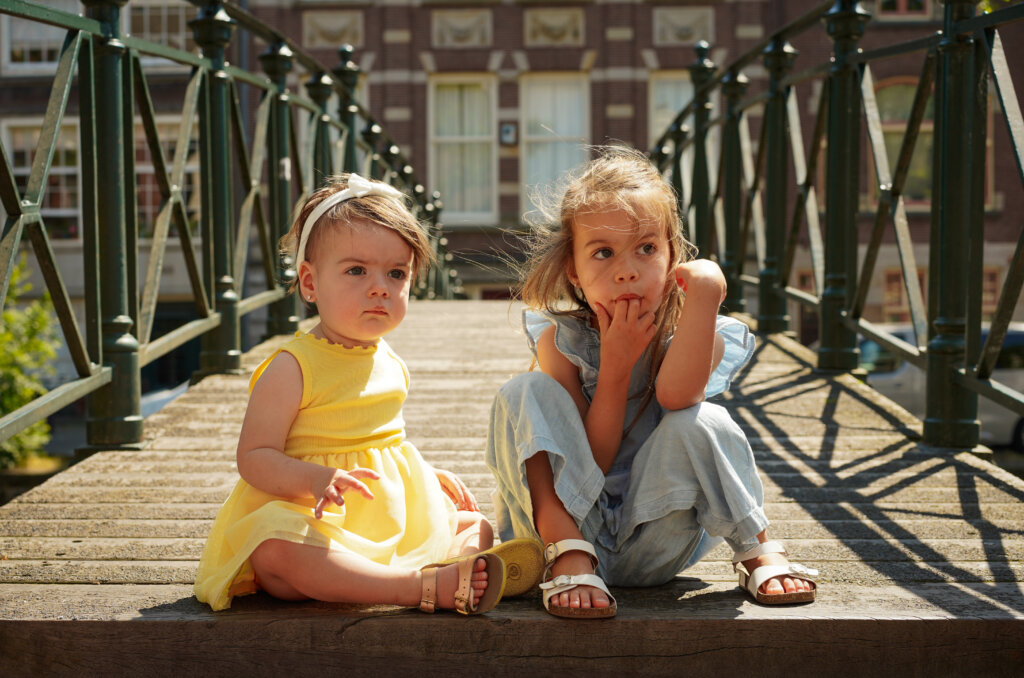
1, 254, 59, 469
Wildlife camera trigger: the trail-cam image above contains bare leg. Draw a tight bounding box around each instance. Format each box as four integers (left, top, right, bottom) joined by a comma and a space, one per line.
447, 510, 494, 558
740, 530, 814, 595
250, 539, 491, 608
525, 453, 612, 610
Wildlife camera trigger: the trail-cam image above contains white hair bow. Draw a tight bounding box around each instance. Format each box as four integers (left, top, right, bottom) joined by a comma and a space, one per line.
295, 174, 404, 268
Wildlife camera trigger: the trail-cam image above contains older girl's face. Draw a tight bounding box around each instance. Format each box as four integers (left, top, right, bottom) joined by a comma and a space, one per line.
567, 207, 672, 319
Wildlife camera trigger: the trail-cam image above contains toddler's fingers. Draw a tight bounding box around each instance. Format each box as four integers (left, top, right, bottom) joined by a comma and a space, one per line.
343, 476, 375, 500
349, 467, 381, 481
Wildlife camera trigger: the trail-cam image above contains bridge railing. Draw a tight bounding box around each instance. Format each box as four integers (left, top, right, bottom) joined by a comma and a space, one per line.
651, 0, 1024, 449
0, 0, 462, 454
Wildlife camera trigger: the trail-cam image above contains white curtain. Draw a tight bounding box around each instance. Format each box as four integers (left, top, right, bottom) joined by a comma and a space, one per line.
522, 77, 588, 191
433, 82, 493, 217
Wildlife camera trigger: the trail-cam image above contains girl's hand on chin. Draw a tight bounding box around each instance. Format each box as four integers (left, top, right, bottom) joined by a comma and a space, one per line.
594, 298, 656, 374
312, 466, 380, 519
674, 260, 727, 305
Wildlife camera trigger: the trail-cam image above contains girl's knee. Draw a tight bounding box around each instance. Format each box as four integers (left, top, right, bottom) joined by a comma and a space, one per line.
497, 371, 565, 404
662, 401, 741, 436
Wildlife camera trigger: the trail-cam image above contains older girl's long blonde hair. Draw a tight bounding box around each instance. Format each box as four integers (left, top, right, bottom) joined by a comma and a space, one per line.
519, 146, 696, 407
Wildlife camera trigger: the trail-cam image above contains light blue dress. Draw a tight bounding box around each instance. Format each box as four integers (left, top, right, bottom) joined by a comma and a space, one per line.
485, 310, 766, 586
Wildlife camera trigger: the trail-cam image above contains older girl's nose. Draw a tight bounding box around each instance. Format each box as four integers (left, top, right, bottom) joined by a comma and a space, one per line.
615, 264, 639, 282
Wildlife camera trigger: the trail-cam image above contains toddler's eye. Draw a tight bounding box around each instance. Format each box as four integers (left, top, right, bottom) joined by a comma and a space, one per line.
593, 248, 613, 260
388, 269, 407, 280
346, 266, 365, 276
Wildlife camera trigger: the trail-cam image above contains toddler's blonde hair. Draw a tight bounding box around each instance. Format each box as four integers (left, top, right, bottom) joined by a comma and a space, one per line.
520, 146, 697, 407
281, 174, 434, 294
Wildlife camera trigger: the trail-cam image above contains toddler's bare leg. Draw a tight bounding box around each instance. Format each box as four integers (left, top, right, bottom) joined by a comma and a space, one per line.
250, 539, 490, 608
525, 453, 612, 611
447, 510, 494, 558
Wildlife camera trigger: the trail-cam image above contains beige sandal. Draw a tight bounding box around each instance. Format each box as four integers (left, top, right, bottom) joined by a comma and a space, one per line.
539, 539, 617, 619
732, 540, 817, 604
439, 538, 544, 597
420, 552, 505, 615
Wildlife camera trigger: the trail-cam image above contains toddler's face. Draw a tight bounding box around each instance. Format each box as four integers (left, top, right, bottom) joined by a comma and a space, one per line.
300, 218, 414, 347
567, 207, 672, 320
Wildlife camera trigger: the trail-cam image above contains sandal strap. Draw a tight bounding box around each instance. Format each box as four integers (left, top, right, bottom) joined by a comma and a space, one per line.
452, 557, 476, 613
732, 540, 787, 569
419, 567, 437, 613
744, 563, 819, 596
543, 539, 599, 580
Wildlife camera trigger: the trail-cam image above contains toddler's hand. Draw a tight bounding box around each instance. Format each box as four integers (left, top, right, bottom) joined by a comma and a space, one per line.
673, 260, 727, 305
435, 468, 479, 512
313, 466, 379, 520
594, 297, 656, 375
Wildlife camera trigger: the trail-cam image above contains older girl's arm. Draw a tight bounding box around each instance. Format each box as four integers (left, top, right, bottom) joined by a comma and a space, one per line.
656, 260, 727, 410
536, 326, 626, 473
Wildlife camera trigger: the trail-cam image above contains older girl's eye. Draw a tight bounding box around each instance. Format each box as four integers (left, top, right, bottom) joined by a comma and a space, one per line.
388, 269, 407, 280
593, 248, 613, 260
346, 266, 365, 276
639, 242, 657, 255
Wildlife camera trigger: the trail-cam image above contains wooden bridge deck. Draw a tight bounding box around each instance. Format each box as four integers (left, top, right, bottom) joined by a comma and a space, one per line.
2, 300, 1023, 676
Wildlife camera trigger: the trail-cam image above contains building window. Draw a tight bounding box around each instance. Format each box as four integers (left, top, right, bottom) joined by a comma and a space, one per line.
428, 77, 497, 224
875, 80, 935, 206
127, 0, 198, 64
648, 71, 694, 149
876, 1, 932, 19
520, 74, 589, 198
1, 119, 81, 239
982, 266, 1000, 320
133, 117, 201, 239
882, 268, 927, 323
1, 0, 79, 74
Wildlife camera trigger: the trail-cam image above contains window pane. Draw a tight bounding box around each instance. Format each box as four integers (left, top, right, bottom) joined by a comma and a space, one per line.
6, 0, 78, 66
434, 83, 490, 138
876, 84, 933, 122
3, 123, 80, 239
883, 129, 933, 202
524, 140, 586, 190
650, 75, 693, 147
435, 141, 492, 214
522, 77, 588, 191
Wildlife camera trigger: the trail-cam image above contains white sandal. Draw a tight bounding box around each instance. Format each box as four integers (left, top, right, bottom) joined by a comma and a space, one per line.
732, 540, 818, 604
539, 539, 617, 618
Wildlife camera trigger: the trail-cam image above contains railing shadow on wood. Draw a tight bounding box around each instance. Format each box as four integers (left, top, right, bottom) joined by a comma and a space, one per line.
651, 0, 1024, 450
0, 0, 463, 455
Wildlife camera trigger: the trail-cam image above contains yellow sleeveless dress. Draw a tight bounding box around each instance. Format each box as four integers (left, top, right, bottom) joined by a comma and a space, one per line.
194, 333, 458, 611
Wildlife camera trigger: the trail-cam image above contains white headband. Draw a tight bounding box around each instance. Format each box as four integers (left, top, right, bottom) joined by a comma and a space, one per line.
295, 173, 405, 268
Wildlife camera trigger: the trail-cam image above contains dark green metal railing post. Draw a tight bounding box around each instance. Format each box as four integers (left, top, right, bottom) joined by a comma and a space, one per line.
924, 0, 981, 447
819, 0, 870, 370
721, 68, 749, 313
759, 37, 798, 333
364, 123, 383, 179
688, 42, 715, 258
80, 0, 142, 451
669, 123, 688, 238
191, 2, 242, 375
334, 45, 361, 174
306, 72, 333, 188
260, 41, 300, 337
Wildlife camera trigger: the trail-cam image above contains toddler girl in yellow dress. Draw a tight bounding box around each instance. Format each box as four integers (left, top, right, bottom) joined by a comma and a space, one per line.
194, 174, 541, 613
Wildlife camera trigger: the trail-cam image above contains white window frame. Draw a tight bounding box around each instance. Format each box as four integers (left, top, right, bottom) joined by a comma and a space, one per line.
1, 0, 81, 76
0, 116, 83, 241
124, 0, 198, 72
519, 72, 590, 208
427, 73, 499, 226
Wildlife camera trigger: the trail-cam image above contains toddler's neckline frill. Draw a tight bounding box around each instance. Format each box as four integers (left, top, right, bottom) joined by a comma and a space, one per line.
295, 331, 379, 353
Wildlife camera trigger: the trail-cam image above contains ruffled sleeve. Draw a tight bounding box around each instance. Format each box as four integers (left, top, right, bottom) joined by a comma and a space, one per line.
522, 309, 553, 360
705, 316, 756, 398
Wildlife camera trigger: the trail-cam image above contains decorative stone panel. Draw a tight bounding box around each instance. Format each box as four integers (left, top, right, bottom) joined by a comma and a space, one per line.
302, 10, 363, 50
432, 9, 492, 49
653, 7, 714, 47
525, 8, 584, 48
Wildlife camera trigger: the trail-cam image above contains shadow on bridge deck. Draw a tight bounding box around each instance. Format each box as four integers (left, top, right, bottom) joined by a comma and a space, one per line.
1, 300, 1022, 676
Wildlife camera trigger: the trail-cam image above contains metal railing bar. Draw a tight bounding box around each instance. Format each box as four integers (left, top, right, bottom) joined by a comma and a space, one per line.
736, 91, 772, 118
0, 216, 25, 308
237, 287, 287, 316
25, 29, 81, 205
132, 54, 173, 198
139, 314, 221, 367
780, 284, 818, 309
25, 221, 92, 378
2, 0, 100, 33
224, 63, 272, 90
844, 314, 927, 369
77, 31, 101, 365
139, 198, 175, 346
288, 107, 307, 198
782, 61, 831, 89
781, 87, 809, 287
850, 33, 941, 66
0, 368, 111, 442
954, 1, 1024, 35
987, 30, 1024, 194
172, 197, 211, 320
951, 368, 1024, 416
122, 35, 206, 70
0, 134, 20, 216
